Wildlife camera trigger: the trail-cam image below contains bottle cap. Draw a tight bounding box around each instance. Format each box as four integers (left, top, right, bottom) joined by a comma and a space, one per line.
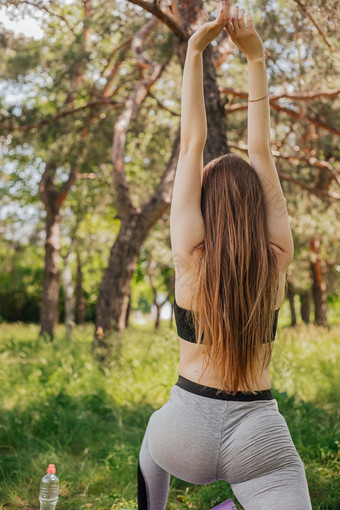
47, 464, 56, 474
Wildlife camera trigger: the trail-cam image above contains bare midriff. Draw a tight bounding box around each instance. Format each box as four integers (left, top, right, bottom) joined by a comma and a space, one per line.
174, 258, 285, 393
177, 337, 273, 392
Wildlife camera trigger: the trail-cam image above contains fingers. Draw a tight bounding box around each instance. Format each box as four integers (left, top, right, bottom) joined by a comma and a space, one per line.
225, 23, 236, 43
229, 5, 253, 31
231, 5, 243, 30
238, 8, 246, 29
215, 0, 230, 26
247, 12, 254, 28
230, 5, 238, 31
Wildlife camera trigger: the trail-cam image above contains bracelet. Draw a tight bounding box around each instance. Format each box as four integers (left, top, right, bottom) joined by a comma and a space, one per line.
248, 94, 269, 102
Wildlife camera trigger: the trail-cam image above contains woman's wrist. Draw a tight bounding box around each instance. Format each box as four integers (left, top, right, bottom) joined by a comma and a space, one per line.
187, 40, 204, 54
247, 54, 266, 63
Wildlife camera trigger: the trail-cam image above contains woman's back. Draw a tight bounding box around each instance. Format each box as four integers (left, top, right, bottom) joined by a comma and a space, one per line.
138, 5, 312, 509
174, 250, 287, 392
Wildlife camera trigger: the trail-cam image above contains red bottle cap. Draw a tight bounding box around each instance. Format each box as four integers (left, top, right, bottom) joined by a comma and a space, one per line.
47, 464, 56, 474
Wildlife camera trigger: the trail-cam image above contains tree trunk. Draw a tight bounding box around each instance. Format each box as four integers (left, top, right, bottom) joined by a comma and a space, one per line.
94, 214, 149, 360
39, 162, 77, 338
62, 252, 75, 336
38, 2, 90, 337
40, 211, 61, 339
170, 299, 174, 329
168, 273, 175, 330
300, 289, 311, 324
310, 235, 329, 327
154, 303, 162, 329
76, 251, 86, 324
286, 277, 297, 326
93, 0, 229, 358
125, 291, 131, 328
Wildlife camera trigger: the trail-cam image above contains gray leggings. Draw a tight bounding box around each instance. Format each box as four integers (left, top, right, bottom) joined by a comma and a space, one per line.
138, 376, 312, 509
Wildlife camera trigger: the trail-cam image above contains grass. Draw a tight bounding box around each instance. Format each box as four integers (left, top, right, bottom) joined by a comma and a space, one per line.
0, 300, 339, 509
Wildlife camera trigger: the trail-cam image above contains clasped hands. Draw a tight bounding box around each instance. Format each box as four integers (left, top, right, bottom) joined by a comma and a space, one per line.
188, 0, 265, 62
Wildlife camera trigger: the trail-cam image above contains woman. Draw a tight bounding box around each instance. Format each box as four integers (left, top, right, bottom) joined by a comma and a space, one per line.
137, 2, 313, 509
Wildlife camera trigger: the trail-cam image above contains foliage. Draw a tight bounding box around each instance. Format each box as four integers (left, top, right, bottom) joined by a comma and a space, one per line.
0, 240, 43, 322
0, 302, 339, 509
0, 0, 339, 323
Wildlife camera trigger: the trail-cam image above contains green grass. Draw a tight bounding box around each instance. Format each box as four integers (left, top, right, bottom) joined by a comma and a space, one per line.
0, 301, 339, 509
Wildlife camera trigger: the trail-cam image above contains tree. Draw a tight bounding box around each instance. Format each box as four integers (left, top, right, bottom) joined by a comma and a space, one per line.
93, 0, 233, 359
1, 0, 129, 338
0, 0, 338, 343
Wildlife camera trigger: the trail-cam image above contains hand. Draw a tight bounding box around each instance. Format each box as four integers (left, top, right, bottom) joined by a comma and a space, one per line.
188, 0, 232, 53
225, 6, 265, 61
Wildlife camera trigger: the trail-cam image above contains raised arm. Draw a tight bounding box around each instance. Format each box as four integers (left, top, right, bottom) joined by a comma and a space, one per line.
180, 45, 207, 150
180, 1, 231, 149
226, 7, 294, 268
170, 2, 231, 263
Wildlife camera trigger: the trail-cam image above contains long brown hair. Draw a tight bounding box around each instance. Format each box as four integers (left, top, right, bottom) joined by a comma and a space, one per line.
188, 153, 279, 395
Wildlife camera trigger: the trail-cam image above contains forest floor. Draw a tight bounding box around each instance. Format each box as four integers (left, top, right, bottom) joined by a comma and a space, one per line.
0, 301, 339, 509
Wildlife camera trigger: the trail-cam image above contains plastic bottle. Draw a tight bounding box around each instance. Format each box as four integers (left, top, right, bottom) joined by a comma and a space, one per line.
39, 464, 59, 510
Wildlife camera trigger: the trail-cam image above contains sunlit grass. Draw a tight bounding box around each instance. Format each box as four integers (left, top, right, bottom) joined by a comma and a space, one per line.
0, 302, 339, 509
270, 302, 340, 410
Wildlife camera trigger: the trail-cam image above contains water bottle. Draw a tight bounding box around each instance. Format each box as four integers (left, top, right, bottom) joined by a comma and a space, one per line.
39, 464, 59, 510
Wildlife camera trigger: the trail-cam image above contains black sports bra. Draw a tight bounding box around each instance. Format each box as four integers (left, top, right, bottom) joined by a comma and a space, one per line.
173, 283, 280, 344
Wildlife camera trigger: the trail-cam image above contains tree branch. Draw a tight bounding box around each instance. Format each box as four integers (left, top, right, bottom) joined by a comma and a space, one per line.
132, 15, 160, 71
227, 141, 340, 200
270, 101, 340, 136
225, 102, 339, 135
279, 171, 340, 200
101, 36, 133, 77
148, 91, 180, 116
139, 128, 181, 224
220, 88, 340, 136
59, 126, 98, 200
112, 62, 164, 217
111, 15, 174, 218
0, 99, 123, 134
127, 0, 188, 41
220, 87, 340, 102
225, 101, 339, 136
13, 0, 74, 32
295, 0, 334, 52
101, 46, 129, 98
65, 0, 91, 104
